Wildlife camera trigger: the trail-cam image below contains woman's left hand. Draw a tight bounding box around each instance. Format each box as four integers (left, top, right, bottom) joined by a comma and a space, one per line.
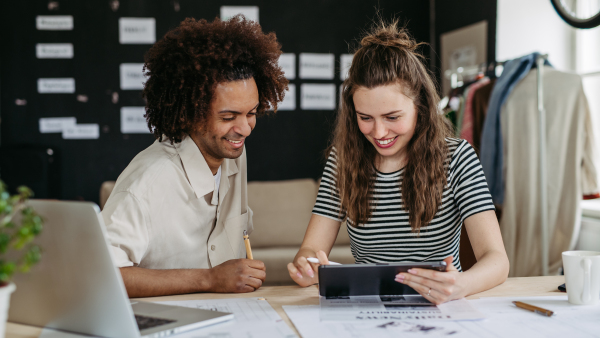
395, 256, 466, 305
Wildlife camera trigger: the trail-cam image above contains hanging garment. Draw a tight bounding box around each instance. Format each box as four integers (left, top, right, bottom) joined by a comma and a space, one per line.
454, 96, 465, 135
480, 53, 551, 205
460, 78, 490, 146
500, 66, 598, 277
472, 79, 496, 156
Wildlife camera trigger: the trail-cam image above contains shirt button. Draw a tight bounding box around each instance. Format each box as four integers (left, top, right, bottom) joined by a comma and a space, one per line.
211, 245, 216, 251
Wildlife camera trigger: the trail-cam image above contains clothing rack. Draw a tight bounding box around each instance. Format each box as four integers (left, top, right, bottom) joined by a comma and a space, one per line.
443, 62, 505, 89
445, 55, 551, 276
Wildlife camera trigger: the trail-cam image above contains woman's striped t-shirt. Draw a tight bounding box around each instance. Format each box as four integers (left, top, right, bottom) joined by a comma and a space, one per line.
312, 138, 495, 271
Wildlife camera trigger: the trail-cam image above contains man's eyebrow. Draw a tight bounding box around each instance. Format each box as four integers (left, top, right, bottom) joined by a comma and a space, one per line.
218, 103, 259, 115
356, 110, 403, 116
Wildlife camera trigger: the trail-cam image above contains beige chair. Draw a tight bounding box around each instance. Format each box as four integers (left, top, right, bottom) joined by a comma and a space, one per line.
247, 179, 353, 285
99, 178, 354, 286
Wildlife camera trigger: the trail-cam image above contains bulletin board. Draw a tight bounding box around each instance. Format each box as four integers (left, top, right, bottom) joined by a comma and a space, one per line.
0, 0, 430, 203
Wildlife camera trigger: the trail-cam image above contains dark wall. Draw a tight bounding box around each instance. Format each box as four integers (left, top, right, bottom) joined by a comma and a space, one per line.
0, 0, 430, 203
432, 0, 497, 89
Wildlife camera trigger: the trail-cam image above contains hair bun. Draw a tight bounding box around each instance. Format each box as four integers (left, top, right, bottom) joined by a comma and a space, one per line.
360, 23, 419, 51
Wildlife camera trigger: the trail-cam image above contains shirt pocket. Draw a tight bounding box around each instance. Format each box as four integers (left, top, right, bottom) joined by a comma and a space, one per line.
224, 211, 250, 259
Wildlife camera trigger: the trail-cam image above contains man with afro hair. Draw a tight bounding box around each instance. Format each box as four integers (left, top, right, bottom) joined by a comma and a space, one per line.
102, 16, 288, 297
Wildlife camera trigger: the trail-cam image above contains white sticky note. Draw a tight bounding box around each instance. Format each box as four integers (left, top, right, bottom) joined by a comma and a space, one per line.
340, 54, 353, 80
37, 78, 75, 94
278, 54, 296, 80
278, 84, 296, 111
36, 43, 74, 59
301, 84, 336, 110
62, 124, 100, 139
220, 6, 259, 22
121, 107, 149, 133
39, 117, 76, 133
120, 63, 146, 90
299, 53, 334, 79
36, 16, 73, 30
119, 18, 156, 44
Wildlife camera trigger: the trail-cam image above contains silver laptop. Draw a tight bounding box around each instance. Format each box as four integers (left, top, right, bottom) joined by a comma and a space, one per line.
9, 200, 233, 338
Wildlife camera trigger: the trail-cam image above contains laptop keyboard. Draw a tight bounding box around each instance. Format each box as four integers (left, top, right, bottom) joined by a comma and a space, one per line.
135, 314, 177, 330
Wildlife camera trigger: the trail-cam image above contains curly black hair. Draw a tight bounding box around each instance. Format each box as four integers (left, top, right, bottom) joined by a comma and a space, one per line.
142, 16, 289, 143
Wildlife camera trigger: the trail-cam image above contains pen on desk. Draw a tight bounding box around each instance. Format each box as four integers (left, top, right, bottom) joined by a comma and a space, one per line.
243, 230, 253, 260
512, 301, 554, 317
307, 257, 342, 265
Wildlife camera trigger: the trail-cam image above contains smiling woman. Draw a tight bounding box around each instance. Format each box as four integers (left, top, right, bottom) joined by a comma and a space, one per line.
288, 20, 510, 305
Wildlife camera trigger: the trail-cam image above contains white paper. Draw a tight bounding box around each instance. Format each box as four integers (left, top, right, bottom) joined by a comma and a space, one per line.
36, 43, 74, 59
62, 124, 100, 139
119, 18, 156, 44
158, 297, 297, 338
220, 6, 259, 23
120, 63, 146, 90
319, 296, 484, 321
301, 84, 336, 110
460, 296, 600, 338
38, 78, 75, 93
36, 16, 73, 30
284, 305, 472, 338
278, 84, 296, 111
299, 53, 334, 79
340, 54, 353, 80
278, 54, 296, 80
39, 117, 76, 133
121, 107, 149, 133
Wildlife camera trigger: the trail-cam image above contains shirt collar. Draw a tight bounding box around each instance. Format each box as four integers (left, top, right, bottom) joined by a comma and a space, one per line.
174, 134, 239, 199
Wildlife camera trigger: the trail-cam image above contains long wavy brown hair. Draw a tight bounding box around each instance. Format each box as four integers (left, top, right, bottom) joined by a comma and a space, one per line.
331, 20, 452, 232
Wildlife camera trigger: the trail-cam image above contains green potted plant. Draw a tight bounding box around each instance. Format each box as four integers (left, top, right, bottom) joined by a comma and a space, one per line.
0, 181, 43, 336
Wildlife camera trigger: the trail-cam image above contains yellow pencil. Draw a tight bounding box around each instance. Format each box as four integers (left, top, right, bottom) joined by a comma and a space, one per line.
243, 230, 253, 260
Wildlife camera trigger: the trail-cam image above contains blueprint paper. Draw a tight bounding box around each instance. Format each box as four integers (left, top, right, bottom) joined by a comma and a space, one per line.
158, 297, 297, 338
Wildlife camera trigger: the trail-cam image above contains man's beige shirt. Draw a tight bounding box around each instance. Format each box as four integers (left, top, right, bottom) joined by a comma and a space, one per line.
102, 135, 253, 269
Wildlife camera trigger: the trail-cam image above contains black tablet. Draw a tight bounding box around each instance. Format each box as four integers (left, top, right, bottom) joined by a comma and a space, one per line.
318, 262, 447, 298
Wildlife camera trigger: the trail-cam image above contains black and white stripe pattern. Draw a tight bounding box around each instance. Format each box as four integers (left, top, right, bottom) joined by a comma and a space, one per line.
312, 138, 495, 271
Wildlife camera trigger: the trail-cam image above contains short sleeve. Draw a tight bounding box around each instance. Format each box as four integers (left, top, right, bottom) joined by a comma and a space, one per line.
449, 140, 495, 223
312, 151, 346, 222
101, 191, 150, 268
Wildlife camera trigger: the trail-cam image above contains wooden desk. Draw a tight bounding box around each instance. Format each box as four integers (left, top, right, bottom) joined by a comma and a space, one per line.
5, 276, 565, 337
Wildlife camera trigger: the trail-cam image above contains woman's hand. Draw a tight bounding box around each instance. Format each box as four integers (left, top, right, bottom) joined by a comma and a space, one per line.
395, 256, 467, 305
287, 250, 330, 287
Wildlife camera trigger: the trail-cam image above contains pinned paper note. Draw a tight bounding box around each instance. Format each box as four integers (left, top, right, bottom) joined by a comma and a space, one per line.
36, 43, 73, 59
220, 6, 259, 22
121, 107, 149, 133
119, 18, 156, 44
301, 84, 336, 110
278, 84, 296, 111
120, 63, 146, 90
340, 54, 353, 80
278, 54, 296, 80
299, 53, 334, 80
36, 16, 73, 30
39, 117, 76, 133
62, 124, 100, 139
38, 78, 75, 93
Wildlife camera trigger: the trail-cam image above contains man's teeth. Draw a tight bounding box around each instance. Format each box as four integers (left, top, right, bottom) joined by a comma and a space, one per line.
377, 137, 395, 145
227, 139, 242, 144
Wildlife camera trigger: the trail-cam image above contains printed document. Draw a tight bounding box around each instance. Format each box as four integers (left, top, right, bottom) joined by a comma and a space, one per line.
158, 297, 297, 338
319, 296, 485, 321
285, 295, 600, 338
